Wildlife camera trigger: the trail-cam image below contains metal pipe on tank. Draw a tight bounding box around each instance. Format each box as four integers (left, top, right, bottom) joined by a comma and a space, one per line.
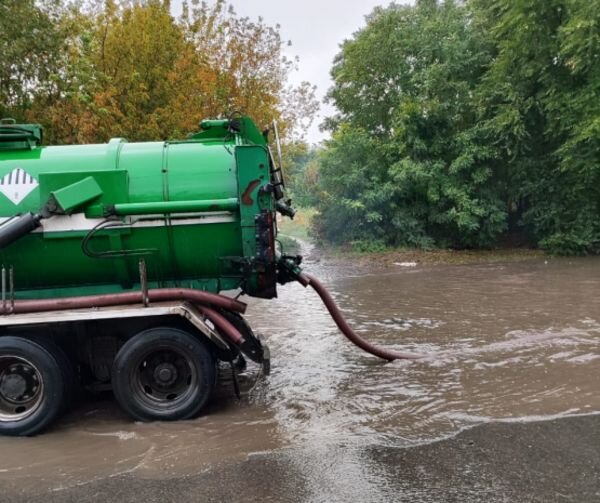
110, 198, 239, 216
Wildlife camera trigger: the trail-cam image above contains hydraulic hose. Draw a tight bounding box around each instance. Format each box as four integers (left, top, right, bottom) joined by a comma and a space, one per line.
299, 273, 423, 362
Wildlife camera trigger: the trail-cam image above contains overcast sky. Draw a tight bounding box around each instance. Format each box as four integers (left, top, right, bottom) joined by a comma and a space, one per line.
172, 0, 395, 143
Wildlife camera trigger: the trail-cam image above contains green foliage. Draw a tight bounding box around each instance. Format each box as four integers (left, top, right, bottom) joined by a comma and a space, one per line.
283, 142, 321, 207
348, 239, 390, 254
318, 1, 505, 249
277, 234, 302, 256
315, 0, 600, 255
472, 0, 600, 254
0, 0, 76, 121
0, 0, 317, 144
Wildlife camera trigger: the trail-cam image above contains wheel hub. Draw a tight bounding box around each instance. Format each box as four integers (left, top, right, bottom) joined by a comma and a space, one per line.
0, 356, 44, 422
134, 347, 196, 408
0, 364, 39, 403
1, 373, 27, 401
154, 363, 178, 386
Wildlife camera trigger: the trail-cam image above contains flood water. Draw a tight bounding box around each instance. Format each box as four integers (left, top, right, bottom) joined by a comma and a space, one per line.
0, 251, 599, 499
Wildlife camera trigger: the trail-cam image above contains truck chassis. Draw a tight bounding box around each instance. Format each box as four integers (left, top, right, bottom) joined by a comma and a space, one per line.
0, 296, 268, 436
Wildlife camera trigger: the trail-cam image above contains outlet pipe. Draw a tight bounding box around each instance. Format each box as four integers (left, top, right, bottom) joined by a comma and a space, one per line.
298, 273, 423, 361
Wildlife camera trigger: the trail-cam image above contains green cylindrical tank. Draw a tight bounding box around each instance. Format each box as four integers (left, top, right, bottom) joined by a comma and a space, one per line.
0, 117, 281, 299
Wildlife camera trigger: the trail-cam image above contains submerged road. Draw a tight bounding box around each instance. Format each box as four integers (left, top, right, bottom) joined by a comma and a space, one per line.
3, 414, 600, 502
0, 254, 599, 501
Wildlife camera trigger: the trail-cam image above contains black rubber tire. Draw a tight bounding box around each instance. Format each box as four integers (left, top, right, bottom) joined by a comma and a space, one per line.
0, 336, 65, 436
111, 327, 216, 422
32, 337, 76, 412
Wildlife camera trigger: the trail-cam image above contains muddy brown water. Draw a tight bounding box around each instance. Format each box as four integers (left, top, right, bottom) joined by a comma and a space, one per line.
0, 251, 599, 498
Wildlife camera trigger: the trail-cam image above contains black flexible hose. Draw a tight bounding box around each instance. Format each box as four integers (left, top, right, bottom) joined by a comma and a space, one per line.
0, 213, 42, 249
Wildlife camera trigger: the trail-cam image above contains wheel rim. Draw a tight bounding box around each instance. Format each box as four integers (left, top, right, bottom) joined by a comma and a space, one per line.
131, 347, 199, 413
0, 356, 44, 422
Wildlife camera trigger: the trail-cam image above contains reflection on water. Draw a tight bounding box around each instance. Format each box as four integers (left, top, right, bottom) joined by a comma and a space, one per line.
0, 254, 599, 493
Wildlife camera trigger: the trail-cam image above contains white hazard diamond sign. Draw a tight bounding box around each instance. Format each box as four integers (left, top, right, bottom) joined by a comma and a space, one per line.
0, 168, 39, 205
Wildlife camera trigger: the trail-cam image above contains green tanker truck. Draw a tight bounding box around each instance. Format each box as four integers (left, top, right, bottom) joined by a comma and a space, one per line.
0, 116, 413, 436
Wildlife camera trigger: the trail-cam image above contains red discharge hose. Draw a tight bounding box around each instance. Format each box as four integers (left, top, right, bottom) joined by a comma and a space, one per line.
299, 273, 423, 362
0, 289, 248, 349
0, 288, 247, 315
0, 276, 424, 361
197, 305, 244, 346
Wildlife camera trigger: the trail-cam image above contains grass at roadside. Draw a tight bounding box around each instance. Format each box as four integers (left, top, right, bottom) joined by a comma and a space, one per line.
277, 234, 302, 255
277, 208, 316, 241
325, 246, 545, 267
276, 208, 316, 255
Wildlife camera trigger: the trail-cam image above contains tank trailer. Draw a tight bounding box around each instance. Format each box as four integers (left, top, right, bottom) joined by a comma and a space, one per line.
0, 117, 415, 435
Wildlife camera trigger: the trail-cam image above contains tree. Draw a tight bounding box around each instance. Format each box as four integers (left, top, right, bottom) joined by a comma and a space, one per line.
0, 0, 75, 122
91, 0, 189, 141
316, 0, 599, 254
3, 0, 317, 145
472, 0, 600, 254
283, 142, 321, 208
179, 0, 317, 140
317, 1, 504, 249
